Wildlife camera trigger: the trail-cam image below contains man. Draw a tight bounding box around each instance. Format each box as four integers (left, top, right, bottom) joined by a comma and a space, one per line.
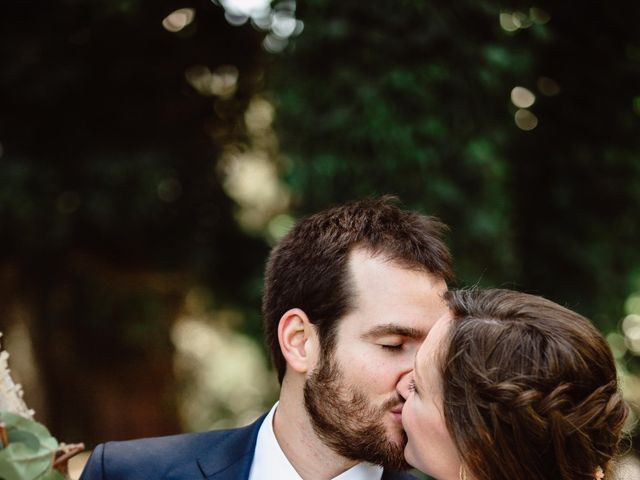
80, 196, 452, 480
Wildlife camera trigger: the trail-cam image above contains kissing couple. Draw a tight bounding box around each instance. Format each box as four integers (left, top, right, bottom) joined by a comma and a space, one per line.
81, 197, 628, 480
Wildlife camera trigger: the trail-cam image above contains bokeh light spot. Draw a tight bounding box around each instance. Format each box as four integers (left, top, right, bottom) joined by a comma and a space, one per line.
627, 324, 640, 341
530, 7, 551, 24
271, 12, 297, 37
218, 0, 271, 18
511, 86, 536, 108
267, 214, 295, 241
537, 77, 561, 96
607, 332, 628, 359
624, 314, 640, 355
626, 294, 640, 315
499, 13, 519, 32
224, 12, 249, 26
185, 65, 239, 98
514, 109, 538, 131
263, 33, 289, 53
172, 313, 279, 431
244, 97, 274, 133
214, 0, 302, 52
500, 11, 532, 31
512, 11, 532, 29
162, 8, 196, 33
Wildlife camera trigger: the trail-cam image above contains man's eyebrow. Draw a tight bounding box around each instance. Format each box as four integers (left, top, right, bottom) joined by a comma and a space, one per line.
361, 324, 427, 340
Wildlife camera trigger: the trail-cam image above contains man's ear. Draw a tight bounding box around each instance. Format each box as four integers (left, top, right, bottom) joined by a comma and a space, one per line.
278, 308, 318, 374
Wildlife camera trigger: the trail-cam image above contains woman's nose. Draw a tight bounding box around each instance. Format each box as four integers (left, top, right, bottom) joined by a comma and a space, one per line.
397, 371, 414, 401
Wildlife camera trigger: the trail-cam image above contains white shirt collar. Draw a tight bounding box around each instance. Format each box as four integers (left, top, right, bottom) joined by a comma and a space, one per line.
248, 403, 384, 480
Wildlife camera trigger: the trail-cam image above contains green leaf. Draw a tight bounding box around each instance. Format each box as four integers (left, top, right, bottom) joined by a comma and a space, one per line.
38, 470, 65, 480
0, 412, 59, 480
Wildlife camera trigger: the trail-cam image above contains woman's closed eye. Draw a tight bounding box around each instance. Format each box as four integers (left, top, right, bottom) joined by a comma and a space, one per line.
408, 379, 418, 395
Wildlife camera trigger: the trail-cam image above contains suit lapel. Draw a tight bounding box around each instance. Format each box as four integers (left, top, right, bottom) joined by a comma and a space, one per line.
382, 470, 418, 480
196, 414, 266, 479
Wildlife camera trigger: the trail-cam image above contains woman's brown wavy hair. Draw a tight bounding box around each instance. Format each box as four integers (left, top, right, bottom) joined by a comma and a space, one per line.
441, 289, 629, 480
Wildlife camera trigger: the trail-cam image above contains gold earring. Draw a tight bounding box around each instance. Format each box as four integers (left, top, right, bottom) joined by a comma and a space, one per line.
459, 465, 467, 480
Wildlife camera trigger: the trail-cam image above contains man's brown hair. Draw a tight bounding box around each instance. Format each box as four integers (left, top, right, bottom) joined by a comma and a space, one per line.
440, 289, 629, 480
262, 196, 453, 383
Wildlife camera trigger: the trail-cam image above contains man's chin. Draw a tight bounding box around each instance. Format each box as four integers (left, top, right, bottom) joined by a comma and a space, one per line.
384, 415, 408, 448
387, 423, 412, 469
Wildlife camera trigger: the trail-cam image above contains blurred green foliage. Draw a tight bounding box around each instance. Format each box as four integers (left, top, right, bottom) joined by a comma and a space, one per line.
0, 0, 639, 448
271, 0, 640, 337
0, 0, 269, 443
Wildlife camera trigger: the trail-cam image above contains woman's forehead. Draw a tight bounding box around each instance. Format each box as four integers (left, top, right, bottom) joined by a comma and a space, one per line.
416, 313, 452, 376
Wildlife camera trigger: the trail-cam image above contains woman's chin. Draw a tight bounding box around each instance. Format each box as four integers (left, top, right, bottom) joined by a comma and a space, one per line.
402, 444, 422, 474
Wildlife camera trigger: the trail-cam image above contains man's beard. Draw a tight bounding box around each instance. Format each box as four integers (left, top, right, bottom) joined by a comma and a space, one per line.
303, 352, 410, 471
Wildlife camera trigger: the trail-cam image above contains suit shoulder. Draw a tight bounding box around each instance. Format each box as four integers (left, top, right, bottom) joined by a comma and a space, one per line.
83, 418, 265, 480
87, 431, 219, 479
103, 430, 225, 462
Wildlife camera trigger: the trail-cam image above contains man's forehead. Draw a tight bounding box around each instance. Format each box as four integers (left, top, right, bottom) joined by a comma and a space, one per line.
339, 246, 449, 337
346, 248, 445, 294
347, 246, 426, 273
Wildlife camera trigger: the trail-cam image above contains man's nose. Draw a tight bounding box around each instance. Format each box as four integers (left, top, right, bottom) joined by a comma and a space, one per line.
397, 371, 414, 401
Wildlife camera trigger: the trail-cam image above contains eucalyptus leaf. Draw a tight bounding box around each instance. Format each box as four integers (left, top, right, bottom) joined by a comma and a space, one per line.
37, 469, 65, 480
0, 413, 57, 448
0, 412, 59, 480
0, 442, 54, 480
4, 431, 39, 453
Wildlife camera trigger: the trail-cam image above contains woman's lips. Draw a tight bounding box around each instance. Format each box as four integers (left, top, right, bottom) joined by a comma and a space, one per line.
390, 406, 403, 422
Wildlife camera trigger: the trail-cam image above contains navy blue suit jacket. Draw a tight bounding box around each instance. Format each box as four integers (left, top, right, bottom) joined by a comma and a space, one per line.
80, 414, 416, 480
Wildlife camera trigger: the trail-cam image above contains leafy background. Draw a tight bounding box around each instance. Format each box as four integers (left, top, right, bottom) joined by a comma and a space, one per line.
0, 0, 639, 471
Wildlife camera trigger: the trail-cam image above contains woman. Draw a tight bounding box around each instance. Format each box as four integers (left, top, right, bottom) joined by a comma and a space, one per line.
401, 289, 629, 480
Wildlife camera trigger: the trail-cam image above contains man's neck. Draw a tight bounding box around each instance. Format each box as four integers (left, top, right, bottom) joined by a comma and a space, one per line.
273, 392, 358, 480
